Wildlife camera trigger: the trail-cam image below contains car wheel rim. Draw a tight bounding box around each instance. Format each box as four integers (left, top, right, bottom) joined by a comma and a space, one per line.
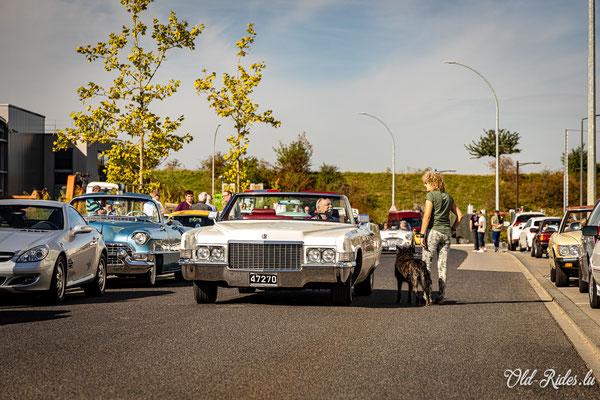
56, 262, 65, 298
98, 259, 106, 291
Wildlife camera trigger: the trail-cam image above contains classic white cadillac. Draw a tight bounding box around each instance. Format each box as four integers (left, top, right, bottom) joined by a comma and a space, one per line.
179, 191, 381, 306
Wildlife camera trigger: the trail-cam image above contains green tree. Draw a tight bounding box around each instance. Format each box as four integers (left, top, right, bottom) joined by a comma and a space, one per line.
54, 0, 201, 186
465, 129, 521, 159
316, 163, 343, 191
195, 23, 280, 192
199, 151, 227, 177
559, 146, 600, 175
273, 132, 314, 191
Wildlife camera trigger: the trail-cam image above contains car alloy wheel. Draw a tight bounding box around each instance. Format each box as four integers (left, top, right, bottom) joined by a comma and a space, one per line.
589, 272, 600, 309
46, 258, 66, 303
85, 256, 106, 297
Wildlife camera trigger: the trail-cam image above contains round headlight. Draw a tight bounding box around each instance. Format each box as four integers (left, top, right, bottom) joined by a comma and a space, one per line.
132, 232, 150, 245
322, 249, 336, 263
570, 245, 580, 256
210, 247, 224, 261
307, 249, 321, 263
405, 233, 412, 240
558, 246, 569, 257
197, 246, 210, 260
17, 245, 49, 263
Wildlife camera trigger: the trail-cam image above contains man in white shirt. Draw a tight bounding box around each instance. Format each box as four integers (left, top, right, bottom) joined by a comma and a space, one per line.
143, 190, 164, 220
477, 210, 487, 252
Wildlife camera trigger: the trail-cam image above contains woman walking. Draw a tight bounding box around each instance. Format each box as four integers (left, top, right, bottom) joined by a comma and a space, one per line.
420, 171, 463, 304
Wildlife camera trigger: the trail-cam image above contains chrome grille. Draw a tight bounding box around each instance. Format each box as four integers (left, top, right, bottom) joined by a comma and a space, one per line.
106, 243, 134, 266
228, 242, 302, 271
0, 252, 14, 262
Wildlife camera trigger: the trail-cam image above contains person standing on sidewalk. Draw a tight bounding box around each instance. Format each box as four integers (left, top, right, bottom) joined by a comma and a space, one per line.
490, 210, 502, 252
420, 171, 464, 305
469, 212, 480, 252
477, 210, 487, 252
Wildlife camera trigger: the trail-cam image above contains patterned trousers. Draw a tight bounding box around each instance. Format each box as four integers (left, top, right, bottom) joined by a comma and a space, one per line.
421, 229, 451, 300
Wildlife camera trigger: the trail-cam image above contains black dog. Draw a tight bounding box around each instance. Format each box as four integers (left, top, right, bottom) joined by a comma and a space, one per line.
394, 246, 432, 306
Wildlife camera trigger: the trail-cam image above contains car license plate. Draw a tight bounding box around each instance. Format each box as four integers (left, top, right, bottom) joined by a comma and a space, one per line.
389, 245, 396, 250
249, 272, 278, 287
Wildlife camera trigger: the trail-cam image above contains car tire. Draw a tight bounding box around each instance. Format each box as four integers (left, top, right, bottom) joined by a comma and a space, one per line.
193, 280, 218, 303
550, 266, 556, 282
45, 257, 66, 304
555, 266, 568, 287
530, 243, 536, 257
331, 278, 352, 306
139, 265, 157, 287
354, 270, 374, 296
589, 272, 600, 309
84, 255, 106, 297
238, 287, 256, 294
535, 244, 542, 258
578, 266, 589, 293
173, 270, 185, 282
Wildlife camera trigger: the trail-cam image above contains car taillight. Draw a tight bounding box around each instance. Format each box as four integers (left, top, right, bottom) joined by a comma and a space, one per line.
540, 233, 552, 241
514, 222, 521, 227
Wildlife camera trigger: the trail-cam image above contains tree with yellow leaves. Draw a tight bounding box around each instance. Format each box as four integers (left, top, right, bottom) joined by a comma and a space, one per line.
195, 23, 280, 192
54, 0, 202, 187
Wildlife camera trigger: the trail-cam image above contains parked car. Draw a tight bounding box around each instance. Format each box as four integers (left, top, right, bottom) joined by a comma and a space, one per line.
530, 217, 560, 258
70, 193, 185, 285
580, 202, 600, 308
179, 191, 382, 306
0, 199, 107, 302
518, 216, 546, 251
167, 210, 217, 230
388, 210, 422, 233
379, 221, 419, 257
548, 206, 593, 290
507, 212, 546, 250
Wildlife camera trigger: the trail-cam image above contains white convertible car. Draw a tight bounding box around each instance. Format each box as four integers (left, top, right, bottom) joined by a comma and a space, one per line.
179, 191, 382, 306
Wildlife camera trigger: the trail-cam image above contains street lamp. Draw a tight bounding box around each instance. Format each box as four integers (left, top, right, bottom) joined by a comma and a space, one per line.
211, 124, 221, 198
445, 61, 500, 211
579, 114, 600, 206
360, 112, 396, 207
515, 161, 540, 211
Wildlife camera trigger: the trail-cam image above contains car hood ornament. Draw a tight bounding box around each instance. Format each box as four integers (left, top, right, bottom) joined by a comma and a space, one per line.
262, 233, 267, 239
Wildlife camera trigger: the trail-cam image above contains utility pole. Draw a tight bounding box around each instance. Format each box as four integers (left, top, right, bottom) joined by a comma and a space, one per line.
588, 0, 596, 204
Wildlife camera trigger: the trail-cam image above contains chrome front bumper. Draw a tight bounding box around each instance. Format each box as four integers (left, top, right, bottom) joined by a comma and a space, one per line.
179, 259, 355, 288
107, 256, 154, 275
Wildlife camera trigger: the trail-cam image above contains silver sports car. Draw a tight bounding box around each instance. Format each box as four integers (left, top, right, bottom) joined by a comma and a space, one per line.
0, 199, 107, 303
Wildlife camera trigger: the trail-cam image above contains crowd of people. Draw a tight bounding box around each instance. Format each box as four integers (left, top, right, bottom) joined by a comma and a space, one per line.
469, 209, 503, 253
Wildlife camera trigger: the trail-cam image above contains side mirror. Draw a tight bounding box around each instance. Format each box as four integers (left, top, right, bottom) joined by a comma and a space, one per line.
503, 221, 510, 227
208, 211, 218, 220
569, 222, 582, 231
530, 228, 538, 233
72, 224, 93, 235
582, 225, 599, 237
166, 219, 174, 226
357, 214, 369, 224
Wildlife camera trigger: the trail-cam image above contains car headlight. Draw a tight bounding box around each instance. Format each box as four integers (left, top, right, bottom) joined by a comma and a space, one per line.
322, 249, 336, 263
307, 248, 321, 263
132, 232, 150, 245
210, 247, 224, 261
197, 246, 210, 260
405, 233, 412, 241
17, 245, 49, 263
570, 245, 581, 256
558, 246, 569, 256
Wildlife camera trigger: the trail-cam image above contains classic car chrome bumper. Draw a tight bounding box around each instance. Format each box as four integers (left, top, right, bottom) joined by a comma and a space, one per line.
555, 257, 580, 269
179, 259, 356, 288
107, 252, 154, 275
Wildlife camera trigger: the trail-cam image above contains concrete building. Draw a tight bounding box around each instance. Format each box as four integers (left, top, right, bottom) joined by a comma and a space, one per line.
0, 104, 110, 198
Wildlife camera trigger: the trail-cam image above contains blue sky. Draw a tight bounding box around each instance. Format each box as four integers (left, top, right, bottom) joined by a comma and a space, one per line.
0, 0, 596, 174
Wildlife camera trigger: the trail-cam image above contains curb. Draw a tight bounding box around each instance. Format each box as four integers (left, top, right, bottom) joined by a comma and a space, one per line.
509, 253, 600, 383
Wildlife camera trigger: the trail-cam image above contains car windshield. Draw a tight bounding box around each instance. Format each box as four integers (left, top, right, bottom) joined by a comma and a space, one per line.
0, 205, 64, 230
561, 210, 592, 232
71, 196, 160, 223
541, 220, 560, 232
220, 193, 353, 224
171, 215, 215, 228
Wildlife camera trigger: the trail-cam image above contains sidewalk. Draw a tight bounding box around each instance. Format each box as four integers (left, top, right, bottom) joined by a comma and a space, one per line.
455, 244, 600, 379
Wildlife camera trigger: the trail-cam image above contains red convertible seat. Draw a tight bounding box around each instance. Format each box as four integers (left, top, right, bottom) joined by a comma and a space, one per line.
242, 209, 291, 220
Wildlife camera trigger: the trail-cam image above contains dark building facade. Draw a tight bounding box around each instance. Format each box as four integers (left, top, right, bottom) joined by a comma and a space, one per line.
0, 104, 110, 198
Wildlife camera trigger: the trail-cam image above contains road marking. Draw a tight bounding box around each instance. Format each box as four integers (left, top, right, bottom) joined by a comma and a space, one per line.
510, 253, 600, 382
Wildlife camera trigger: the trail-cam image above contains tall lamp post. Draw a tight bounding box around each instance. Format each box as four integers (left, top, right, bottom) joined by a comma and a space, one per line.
445, 61, 500, 211
211, 124, 221, 198
579, 114, 600, 206
516, 161, 540, 211
360, 112, 396, 207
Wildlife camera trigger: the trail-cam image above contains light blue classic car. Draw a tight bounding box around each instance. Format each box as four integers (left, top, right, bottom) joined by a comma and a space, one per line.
70, 193, 184, 286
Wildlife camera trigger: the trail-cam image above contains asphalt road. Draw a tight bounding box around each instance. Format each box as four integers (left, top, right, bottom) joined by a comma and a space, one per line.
1, 248, 597, 399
